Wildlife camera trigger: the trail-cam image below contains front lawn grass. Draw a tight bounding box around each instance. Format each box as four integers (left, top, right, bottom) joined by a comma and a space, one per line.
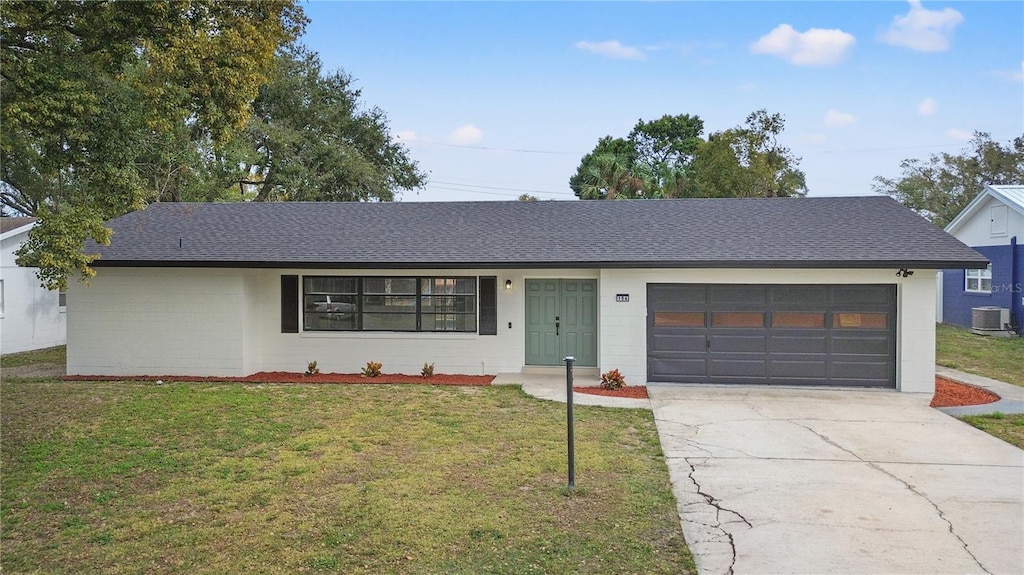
1, 345, 66, 368
1, 380, 694, 574
936, 324, 1024, 387
960, 413, 1024, 449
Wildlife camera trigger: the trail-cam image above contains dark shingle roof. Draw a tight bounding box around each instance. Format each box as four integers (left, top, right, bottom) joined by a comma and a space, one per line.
87, 197, 987, 269
1, 217, 36, 234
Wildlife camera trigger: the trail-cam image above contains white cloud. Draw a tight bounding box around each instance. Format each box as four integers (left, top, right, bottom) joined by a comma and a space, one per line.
880, 1, 963, 53
448, 124, 483, 146
917, 97, 938, 116
750, 24, 856, 66
992, 61, 1024, 83
824, 109, 856, 127
575, 40, 645, 61
946, 128, 972, 142
392, 130, 417, 143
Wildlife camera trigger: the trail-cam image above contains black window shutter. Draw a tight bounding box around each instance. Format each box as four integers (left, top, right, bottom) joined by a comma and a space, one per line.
479, 276, 497, 335
281, 275, 299, 333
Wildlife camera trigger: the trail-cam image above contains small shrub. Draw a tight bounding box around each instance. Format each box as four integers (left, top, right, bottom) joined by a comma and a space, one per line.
421, 362, 435, 378
600, 368, 626, 390
361, 361, 383, 378
305, 361, 320, 377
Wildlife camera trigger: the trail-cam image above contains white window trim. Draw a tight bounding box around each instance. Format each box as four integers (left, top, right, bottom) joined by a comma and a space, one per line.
965, 264, 992, 293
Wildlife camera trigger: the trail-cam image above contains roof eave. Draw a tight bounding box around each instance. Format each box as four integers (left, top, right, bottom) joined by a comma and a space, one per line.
90, 258, 991, 270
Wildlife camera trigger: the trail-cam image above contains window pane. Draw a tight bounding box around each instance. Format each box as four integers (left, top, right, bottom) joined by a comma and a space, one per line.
304, 294, 357, 313
362, 313, 417, 331
304, 312, 358, 331
305, 277, 356, 294
833, 313, 887, 329
966, 278, 979, 291
427, 313, 476, 332
364, 278, 416, 295
454, 278, 476, 294
772, 312, 825, 329
712, 312, 764, 328
980, 278, 992, 291
654, 312, 705, 327
363, 295, 416, 314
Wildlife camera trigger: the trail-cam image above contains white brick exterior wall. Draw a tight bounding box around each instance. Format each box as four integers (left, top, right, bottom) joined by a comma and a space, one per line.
68, 266, 939, 393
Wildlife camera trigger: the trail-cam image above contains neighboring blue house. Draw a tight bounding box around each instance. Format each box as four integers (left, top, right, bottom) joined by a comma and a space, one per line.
940, 184, 1024, 333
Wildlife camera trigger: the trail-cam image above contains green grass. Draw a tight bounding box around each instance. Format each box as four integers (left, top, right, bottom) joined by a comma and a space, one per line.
936, 324, 1024, 387
1, 380, 694, 575
1, 345, 66, 368
960, 413, 1024, 449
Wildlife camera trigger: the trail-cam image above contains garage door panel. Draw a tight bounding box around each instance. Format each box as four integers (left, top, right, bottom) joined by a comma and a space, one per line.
649, 284, 706, 308
768, 334, 827, 354
710, 357, 767, 378
769, 360, 828, 379
650, 333, 706, 353
649, 358, 706, 380
771, 286, 828, 306
830, 361, 892, 382
831, 335, 891, 356
647, 283, 895, 388
710, 285, 766, 306
710, 333, 766, 353
832, 285, 892, 305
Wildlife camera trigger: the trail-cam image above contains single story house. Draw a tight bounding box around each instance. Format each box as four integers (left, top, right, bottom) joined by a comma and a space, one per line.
68, 197, 986, 393
1, 217, 67, 354
938, 184, 1023, 333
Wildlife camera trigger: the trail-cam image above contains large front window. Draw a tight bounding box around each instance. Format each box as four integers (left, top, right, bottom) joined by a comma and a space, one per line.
303, 276, 477, 332
965, 265, 992, 293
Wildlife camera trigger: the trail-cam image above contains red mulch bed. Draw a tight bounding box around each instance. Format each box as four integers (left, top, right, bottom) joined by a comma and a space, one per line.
930, 376, 1000, 408
63, 372, 493, 386
574, 386, 649, 399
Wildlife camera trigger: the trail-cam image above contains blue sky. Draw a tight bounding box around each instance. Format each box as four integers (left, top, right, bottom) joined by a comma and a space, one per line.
300, 1, 1024, 201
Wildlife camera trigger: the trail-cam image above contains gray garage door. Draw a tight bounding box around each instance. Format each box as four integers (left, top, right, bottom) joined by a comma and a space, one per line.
647, 284, 896, 388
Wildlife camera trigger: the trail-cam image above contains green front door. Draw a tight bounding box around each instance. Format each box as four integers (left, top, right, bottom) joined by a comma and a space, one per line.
525, 279, 597, 366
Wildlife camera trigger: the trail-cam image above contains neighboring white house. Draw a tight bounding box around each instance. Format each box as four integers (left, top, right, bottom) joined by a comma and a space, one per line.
67, 198, 986, 393
1, 217, 67, 354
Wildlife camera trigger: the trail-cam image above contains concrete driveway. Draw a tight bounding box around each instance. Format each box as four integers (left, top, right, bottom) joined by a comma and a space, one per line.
648, 385, 1024, 575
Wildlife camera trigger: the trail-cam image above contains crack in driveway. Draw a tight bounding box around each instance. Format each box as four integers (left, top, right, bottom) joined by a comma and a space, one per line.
682, 456, 752, 575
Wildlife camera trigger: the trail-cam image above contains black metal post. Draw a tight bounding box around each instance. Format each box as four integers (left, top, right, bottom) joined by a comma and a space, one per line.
565, 355, 575, 491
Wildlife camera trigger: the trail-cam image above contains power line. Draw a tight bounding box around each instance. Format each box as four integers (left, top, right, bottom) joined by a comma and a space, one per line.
429, 179, 576, 196
413, 141, 580, 155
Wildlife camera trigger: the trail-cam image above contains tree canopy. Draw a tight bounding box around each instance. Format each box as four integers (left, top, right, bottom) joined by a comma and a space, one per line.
872, 132, 1024, 228
3, 2, 425, 290
569, 110, 805, 200
2, 0, 307, 288
240, 47, 426, 203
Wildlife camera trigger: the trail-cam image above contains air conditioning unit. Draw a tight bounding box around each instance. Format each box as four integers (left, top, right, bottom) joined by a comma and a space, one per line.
971, 307, 1009, 331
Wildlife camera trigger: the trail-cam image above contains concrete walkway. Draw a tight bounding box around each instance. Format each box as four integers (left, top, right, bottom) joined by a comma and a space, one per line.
509, 375, 1023, 575
936, 366, 1024, 416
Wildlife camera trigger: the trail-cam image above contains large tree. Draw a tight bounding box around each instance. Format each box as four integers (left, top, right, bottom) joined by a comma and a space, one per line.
241, 47, 426, 203
692, 109, 807, 198
570, 110, 805, 199
569, 114, 703, 200
1, 1, 307, 289
872, 132, 1024, 228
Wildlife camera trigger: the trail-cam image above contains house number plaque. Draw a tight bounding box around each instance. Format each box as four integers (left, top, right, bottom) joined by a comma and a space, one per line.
615, 294, 629, 302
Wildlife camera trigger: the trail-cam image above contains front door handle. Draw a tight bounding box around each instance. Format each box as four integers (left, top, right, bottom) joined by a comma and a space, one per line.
555, 316, 560, 336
